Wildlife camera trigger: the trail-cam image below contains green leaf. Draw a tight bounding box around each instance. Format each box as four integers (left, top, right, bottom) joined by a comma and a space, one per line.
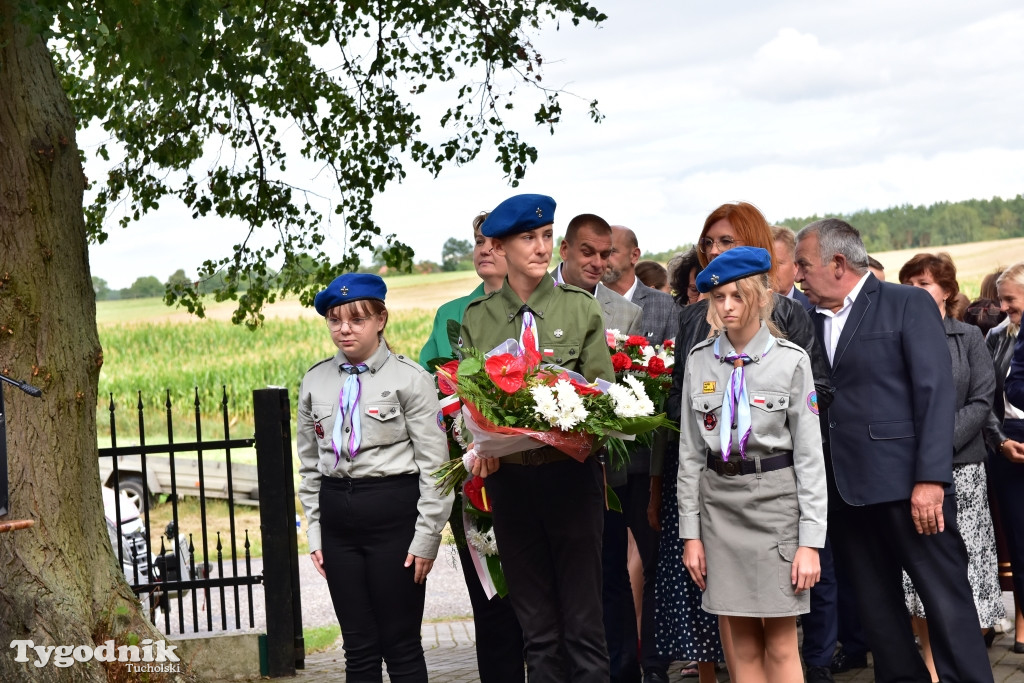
605, 484, 622, 513
459, 357, 482, 376
485, 555, 509, 598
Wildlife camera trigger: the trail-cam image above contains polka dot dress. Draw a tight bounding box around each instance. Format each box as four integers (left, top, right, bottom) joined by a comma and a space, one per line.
655, 451, 724, 663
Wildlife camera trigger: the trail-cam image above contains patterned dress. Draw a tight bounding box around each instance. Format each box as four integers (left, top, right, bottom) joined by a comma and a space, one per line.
654, 450, 724, 663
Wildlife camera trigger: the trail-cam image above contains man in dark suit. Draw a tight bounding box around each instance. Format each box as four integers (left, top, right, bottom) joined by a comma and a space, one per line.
600, 225, 679, 683
794, 218, 992, 683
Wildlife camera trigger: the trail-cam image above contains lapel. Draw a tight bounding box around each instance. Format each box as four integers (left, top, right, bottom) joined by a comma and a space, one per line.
631, 280, 649, 306
831, 274, 878, 370
811, 309, 830, 371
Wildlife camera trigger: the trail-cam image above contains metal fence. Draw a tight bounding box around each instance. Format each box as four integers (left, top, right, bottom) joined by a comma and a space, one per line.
99, 386, 304, 676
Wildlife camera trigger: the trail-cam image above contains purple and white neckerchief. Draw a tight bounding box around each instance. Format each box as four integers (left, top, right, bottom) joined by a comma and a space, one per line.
712, 333, 775, 461
333, 361, 369, 466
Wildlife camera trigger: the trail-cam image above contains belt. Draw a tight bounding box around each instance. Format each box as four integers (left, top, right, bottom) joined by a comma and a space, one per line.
503, 446, 572, 466
705, 451, 793, 476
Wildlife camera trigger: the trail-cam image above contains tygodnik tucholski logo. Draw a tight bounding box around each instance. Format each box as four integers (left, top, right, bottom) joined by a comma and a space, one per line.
10, 638, 182, 673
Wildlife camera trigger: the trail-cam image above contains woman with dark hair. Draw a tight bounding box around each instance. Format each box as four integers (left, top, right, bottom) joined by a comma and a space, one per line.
655, 202, 831, 682
984, 261, 1024, 652
898, 253, 1003, 681
668, 247, 702, 306
635, 260, 670, 293
965, 267, 1007, 337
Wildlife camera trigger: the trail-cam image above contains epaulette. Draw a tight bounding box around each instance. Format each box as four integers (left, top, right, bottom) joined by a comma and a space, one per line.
688, 335, 717, 355
774, 337, 809, 355
305, 356, 335, 374
392, 353, 430, 375
464, 290, 499, 309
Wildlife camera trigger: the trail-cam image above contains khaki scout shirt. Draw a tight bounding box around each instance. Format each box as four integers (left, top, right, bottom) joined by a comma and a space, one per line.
460, 274, 615, 383
677, 323, 827, 548
297, 341, 454, 558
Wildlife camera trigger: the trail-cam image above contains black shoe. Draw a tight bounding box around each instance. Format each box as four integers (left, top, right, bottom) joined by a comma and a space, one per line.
1013, 640, 1024, 654
642, 671, 669, 683
830, 648, 868, 673
983, 628, 996, 648
806, 665, 835, 683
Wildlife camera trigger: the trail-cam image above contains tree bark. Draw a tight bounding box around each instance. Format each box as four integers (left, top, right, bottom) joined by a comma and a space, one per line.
0, 3, 177, 680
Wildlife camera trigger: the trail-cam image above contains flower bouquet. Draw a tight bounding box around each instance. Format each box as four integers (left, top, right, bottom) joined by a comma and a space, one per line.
432, 338, 676, 497
606, 330, 675, 413
461, 475, 507, 598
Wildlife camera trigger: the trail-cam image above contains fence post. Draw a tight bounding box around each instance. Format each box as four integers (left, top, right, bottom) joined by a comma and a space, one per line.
254, 387, 305, 676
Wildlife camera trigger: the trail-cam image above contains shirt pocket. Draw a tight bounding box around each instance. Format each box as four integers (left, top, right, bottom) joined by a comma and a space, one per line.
749, 390, 790, 428
691, 392, 724, 436
541, 341, 582, 367
361, 401, 406, 448
311, 402, 336, 444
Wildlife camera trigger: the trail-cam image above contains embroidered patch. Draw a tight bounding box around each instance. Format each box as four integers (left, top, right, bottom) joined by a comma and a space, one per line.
543, 348, 554, 356
314, 422, 324, 439
381, 390, 391, 397
752, 395, 766, 405
702, 381, 716, 393
806, 391, 819, 415
436, 410, 445, 431
368, 407, 379, 416
704, 412, 718, 431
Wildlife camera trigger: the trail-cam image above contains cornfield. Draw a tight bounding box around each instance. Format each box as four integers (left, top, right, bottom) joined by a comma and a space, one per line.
98, 309, 436, 439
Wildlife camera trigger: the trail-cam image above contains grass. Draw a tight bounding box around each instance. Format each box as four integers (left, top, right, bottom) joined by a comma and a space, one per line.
303, 625, 341, 654
143, 496, 264, 561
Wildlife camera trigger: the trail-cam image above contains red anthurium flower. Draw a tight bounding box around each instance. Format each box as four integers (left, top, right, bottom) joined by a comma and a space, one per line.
485, 353, 525, 393
436, 360, 460, 395
611, 352, 633, 372
646, 356, 667, 377
626, 335, 649, 348
463, 476, 491, 512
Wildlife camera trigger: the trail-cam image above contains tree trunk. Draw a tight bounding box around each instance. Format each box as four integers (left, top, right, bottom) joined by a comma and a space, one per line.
0, 3, 178, 680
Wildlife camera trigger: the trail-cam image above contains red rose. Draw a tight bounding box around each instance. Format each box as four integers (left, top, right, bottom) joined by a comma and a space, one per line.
436, 360, 460, 395
626, 335, 649, 348
463, 476, 491, 512
646, 356, 667, 377
662, 339, 674, 349
485, 353, 525, 393
611, 352, 633, 372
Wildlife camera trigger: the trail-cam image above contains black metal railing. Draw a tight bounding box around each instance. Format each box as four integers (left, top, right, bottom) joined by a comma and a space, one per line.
98, 386, 304, 676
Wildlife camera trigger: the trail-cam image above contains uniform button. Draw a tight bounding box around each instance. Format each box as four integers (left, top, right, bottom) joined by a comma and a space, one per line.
829, 421, 837, 429
766, 401, 773, 409
569, 349, 576, 356
345, 427, 351, 433
703, 403, 709, 410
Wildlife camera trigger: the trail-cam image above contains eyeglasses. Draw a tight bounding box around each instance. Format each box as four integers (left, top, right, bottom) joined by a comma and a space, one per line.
326, 315, 375, 331
698, 236, 741, 253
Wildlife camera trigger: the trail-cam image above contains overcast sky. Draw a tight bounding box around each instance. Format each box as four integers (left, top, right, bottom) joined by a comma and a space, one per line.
86, 0, 1024, 289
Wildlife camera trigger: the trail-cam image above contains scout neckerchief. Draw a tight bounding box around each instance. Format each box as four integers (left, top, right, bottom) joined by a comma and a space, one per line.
519, 307, 539, 354
333, 359, 371, 466
713, 332, 775, 461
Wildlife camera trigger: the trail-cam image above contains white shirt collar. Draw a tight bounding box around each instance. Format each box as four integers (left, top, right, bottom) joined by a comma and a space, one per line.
815, 271, 871, 319
622, 275, 638, 303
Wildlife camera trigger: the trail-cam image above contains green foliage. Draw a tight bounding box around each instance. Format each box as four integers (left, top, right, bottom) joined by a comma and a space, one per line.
93, 276, 111, 299
118, 275, 164, 299
303, 625, 341, 655
28, 0, 606, 327
441, 237, 474, 271
776, 194, 1024, 252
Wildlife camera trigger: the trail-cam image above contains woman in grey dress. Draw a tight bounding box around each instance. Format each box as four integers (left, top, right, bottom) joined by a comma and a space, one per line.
678, 247, 827, 682
898, 253, 1003, 682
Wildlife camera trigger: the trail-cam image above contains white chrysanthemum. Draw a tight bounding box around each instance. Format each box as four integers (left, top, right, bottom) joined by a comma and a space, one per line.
466, 525, 499, 556
609, 376, 656, 418
531, 385, 561, 425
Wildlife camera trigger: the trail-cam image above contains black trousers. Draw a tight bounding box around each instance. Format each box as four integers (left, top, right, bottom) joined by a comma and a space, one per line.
486, 457, 610, 683
830, 493, 993, 683
602, 473, 670, 681
456, 541, 525, 682
988, 419, 1024, 612
320, 474, 427, 683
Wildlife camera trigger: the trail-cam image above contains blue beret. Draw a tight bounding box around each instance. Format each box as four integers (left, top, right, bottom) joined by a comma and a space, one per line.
695, 246, 772, 293
481, 194, 556, 238
314, 273, 387, 315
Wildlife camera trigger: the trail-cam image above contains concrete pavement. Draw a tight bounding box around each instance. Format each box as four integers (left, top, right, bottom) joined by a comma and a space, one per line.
284, 621, 1024, 682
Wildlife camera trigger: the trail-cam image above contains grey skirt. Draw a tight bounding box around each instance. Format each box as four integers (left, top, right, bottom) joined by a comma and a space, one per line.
699, 462, 809, 617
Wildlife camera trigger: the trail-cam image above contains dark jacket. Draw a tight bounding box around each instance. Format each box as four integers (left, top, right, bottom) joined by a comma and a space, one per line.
1008, 327, 1024, 411
984, 321, 1020, 451
944, 316, 995, 465
813, 275, 955, 505
666, 293, 833, 425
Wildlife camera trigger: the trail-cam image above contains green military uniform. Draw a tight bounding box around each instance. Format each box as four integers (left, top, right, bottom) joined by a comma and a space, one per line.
459, 271, 614, 683
419, 282, 486, 369
460, 273, 614, 382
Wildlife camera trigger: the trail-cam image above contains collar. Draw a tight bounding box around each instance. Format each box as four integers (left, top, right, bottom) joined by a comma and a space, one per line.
554, 263, 597, 295
497, 273, 560, 323
718, 322, 773, 363
621, 275, 639, 302
816, 271, 871, 318
336, 339, 391, 373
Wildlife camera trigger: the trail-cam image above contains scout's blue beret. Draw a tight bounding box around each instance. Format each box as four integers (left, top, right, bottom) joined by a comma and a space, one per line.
481, 194, 556, 238
314, 273, 387, 315
695, 246, 772, 293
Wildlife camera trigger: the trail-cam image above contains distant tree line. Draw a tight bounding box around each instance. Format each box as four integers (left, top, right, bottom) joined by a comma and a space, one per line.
94, 194, 1024, 298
